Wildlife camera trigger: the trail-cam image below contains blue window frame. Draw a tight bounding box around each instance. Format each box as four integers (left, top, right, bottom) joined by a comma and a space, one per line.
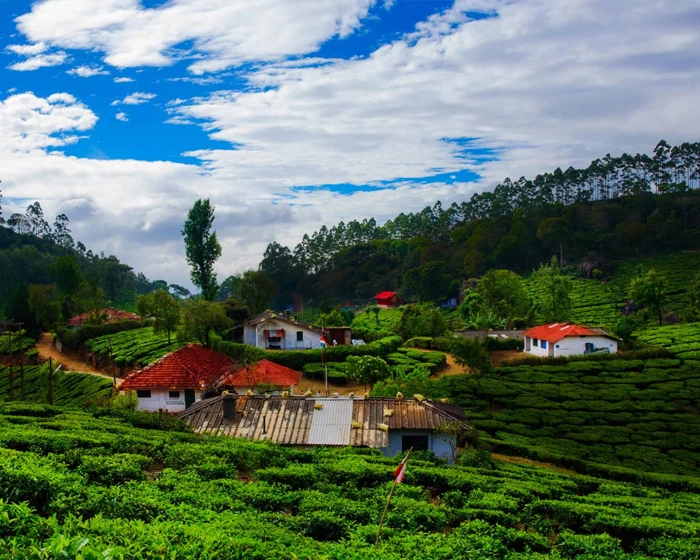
541, 340, 547, 350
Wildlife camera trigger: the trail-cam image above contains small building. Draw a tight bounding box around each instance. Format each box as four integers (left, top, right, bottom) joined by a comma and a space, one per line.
341, 302, 359, 312
218, 359, 302, 395
67, 308, 140, 329
374, 291, 400, 308
178, 394, 469, 463
324, 326, 352, 346
523, 323, 618, 358
242, 311, 325, 350
119, 344, 234, 412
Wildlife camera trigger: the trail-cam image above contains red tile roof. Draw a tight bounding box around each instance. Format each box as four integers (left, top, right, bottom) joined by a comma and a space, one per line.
218, 359, 302, 389
523, 323, 609, 343
374, 291, 397, 300
120, 344, 233, 391
67, 308, 140, 327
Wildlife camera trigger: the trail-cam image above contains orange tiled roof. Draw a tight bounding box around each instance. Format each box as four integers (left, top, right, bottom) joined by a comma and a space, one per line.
120, 344, 233, 391
218, 359, 302, 388
522, 323, 607, 344
67, 308, 140, 327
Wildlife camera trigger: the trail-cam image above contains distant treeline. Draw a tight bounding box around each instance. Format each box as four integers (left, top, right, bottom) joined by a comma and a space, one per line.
259, 140, 700, 307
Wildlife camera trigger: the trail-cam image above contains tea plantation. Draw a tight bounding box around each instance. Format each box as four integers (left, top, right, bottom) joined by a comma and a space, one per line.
85, 327, 183, 367
1, 403, 699, 559
635, 322, 700, 360
447, 352, 700, 477
0, 365, 112, 406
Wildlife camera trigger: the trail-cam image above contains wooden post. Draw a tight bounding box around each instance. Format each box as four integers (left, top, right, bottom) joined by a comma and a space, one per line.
48, 357, 53, 405
375, 448, 412, 548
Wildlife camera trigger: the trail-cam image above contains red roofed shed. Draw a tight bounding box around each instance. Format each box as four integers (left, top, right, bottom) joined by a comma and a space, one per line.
374, 291, 400, 308
218, 360, 302, 394
67, 308, 140, 328
120, 344, 234, 412
522, 323, 618, 357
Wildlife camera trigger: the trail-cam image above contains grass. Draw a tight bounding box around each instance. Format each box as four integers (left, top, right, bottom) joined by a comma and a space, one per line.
85, 327, 183, 366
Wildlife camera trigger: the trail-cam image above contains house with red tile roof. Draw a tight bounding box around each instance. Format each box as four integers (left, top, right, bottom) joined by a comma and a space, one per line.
120, 344, 234, 412
67, 307, 140, 329
218, 359, 302, 394
522, 323, 618, 358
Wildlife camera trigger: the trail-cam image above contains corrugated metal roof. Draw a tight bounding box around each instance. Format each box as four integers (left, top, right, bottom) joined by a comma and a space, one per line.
179, 395, 468, 448
308, 399, 353, 445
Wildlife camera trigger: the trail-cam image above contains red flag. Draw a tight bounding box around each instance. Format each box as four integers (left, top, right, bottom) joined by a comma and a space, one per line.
393, 453, 409, 483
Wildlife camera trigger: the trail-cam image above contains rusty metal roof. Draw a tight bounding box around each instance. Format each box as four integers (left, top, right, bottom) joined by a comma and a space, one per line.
179, 395, 467, 448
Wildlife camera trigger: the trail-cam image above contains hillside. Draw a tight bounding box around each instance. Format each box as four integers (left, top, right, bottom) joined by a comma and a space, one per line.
1, 402, 699, 558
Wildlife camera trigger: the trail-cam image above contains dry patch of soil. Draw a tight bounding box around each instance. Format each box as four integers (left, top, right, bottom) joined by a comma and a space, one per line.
35, 333, 120, 382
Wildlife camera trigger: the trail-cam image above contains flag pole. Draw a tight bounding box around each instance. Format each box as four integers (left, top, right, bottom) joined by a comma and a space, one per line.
375, 447, 412, 548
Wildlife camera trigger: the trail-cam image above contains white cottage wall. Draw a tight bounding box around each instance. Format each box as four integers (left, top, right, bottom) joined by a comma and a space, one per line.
554, 336, 617, 357
135, 389, 203, 413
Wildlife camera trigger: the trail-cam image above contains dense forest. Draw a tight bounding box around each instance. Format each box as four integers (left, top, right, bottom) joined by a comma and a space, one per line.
258, 141, 700, 308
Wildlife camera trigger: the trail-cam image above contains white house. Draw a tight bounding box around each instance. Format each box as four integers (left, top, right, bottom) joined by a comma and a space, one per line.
243, 311, 325, 350
119, 344, 234, 412
522, 323, 618, 358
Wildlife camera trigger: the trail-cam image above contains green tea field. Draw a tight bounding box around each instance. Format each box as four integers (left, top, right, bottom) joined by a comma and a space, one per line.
85, 327, 183, 367
1, 403, 699, 559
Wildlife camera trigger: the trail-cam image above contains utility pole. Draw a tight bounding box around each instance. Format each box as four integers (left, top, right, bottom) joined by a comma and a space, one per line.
18, 325, 25, 401
48, 356, 53, 405
7, 327, 13, 401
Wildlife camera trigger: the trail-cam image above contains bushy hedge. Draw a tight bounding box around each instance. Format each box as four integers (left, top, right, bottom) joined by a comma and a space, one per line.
215, 335, 403, 370
56, 320, 142, 351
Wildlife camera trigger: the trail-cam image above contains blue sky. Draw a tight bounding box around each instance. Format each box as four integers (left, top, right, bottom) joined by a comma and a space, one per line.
1, 0, 699, 288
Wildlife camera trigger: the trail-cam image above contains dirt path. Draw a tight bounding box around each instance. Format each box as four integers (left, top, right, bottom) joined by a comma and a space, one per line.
35, 333, 120, 382
491, 453, 578, 476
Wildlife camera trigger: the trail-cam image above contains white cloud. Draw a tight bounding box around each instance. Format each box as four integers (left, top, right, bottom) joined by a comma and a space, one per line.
112, 91, 156, 105
115, 112, 128, 122
7, 42, 46, 55
0, 92, 97, 153
8, 51, 67, 71
67, 65, 110, 77
114, 77, 134, 83
12, 0, 378, 73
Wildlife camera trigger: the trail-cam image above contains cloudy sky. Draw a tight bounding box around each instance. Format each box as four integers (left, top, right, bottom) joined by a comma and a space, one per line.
1, 0, 699, 290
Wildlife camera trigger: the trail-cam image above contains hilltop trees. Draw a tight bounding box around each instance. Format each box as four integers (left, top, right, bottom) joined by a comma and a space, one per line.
240, 270, 278, 315
476, 269, 530, 328
182, 199, 221, 301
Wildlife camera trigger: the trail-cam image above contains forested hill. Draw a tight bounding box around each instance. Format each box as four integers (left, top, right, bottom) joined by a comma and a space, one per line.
0, 222, 168, 321
258, 140, 700, 307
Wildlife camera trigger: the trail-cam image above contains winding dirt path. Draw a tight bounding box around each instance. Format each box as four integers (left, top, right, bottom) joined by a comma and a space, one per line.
35, 333, 120, 382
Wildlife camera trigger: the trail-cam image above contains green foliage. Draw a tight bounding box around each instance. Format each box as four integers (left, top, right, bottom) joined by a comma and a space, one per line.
182, 198, 222, 301
346, 355, 391, 386
178, 300, 230, 348
240, 269, 279, 315
0, 403, 700, 557
476, 269, 530, 327
634, 322, 700, 360
395, 305, 449, 340
137, 289, 181, 344
631, 268, 669, 326
532, 256, 573, 323
316, 308, 353, 327
48, 255, 82, 297
688, 272, 700, 321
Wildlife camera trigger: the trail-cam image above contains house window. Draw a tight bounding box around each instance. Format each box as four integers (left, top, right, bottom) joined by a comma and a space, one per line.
533, 338, 539, 347
268, 336, 281, 343
136, 390, 151, 398
169, 390, 180, 398
296, 331, 304, 342
541, 340, 547, 350
402, 434, 429, 452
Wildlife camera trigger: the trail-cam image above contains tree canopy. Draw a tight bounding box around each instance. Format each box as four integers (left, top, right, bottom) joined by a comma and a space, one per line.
182, 199, 221, 301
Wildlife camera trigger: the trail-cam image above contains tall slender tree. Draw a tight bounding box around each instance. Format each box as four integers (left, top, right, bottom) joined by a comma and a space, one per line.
181, 199, 222, 301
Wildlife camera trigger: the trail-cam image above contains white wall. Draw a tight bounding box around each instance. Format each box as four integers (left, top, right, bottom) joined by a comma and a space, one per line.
554, 336, 617, 357
136, 389, 203, 413
244, 319, 322, 350
524, 336, 553, 357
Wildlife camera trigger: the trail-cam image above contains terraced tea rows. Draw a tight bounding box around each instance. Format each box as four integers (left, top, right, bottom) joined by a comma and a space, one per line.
1, 403, 699, 559
635, 322, 700, 359
0, 366, 112, 406
85, 327, 183, 366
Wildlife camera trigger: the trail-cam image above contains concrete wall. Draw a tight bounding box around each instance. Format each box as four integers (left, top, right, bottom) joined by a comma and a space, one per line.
554, 336, 617, 357
244, 319, 323, 350
136, 389, 203, 413
524, 336, 553, 357
382, 430, 456, 464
